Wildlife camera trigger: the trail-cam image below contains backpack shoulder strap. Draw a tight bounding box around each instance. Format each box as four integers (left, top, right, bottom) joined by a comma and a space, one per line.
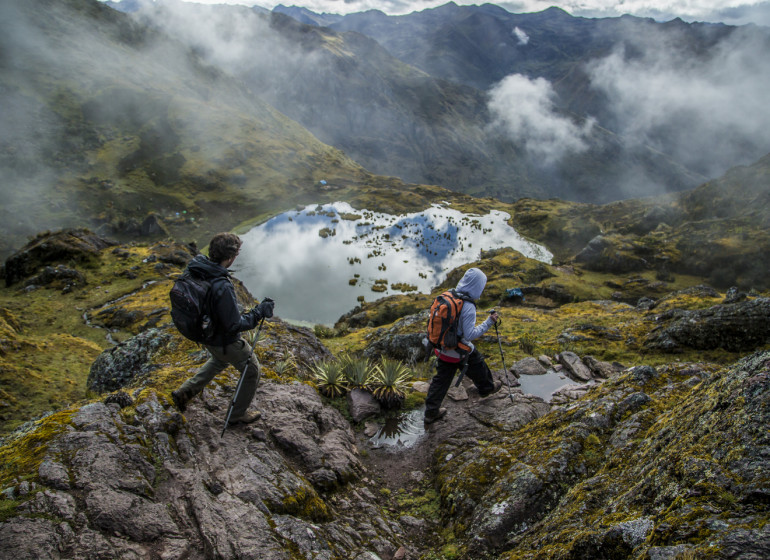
451, 289, 476, 305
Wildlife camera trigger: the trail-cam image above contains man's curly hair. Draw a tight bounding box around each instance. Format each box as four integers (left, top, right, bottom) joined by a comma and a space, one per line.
208, 233, 242, 264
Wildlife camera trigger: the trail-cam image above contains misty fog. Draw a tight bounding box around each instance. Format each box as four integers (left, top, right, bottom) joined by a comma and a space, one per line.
487, 21, 770, 198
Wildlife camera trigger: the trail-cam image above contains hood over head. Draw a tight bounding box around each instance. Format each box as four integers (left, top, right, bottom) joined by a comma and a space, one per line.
455, 267, 487, 301
187, 254, 229, 280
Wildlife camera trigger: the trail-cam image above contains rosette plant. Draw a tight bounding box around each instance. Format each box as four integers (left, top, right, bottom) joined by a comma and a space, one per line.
340, 354, 374, 390
372, 358, 411, 409
313, 360, 347, 398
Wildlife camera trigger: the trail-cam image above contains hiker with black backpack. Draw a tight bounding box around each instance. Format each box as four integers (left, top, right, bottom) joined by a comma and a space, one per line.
424, 267, 502, 424
170, 233, 274, 425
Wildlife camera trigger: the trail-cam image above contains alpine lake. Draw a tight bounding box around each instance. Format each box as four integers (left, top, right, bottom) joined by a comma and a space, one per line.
235, 202, 553, 326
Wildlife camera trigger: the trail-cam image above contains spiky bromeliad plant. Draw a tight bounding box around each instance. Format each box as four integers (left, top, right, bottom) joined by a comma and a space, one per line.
313, 360, 348, 398
372, 358, 411, 409
340, 354, 374, 390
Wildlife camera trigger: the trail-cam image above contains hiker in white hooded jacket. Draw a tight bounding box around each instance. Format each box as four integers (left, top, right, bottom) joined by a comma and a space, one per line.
424, 267, 502, 423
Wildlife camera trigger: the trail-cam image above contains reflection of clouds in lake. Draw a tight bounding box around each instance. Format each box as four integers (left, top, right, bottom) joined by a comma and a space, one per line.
237, 202, 552, 325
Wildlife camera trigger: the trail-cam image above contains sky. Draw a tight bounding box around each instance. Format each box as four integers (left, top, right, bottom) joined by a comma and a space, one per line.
151, 0, 770, 26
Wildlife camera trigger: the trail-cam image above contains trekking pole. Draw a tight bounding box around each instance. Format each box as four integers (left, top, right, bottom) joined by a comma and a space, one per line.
221, 316, 266, 438
454, 355, 470, 387
492, 311, 516, 403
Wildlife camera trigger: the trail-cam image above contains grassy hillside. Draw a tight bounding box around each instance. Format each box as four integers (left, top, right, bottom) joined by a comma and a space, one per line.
510, 153, 770, 290
0, 0, 382, 257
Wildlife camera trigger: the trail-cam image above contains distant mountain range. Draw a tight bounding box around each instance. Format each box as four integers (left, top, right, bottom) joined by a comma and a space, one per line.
119, 1, 769, 202
2, 0, 769, 256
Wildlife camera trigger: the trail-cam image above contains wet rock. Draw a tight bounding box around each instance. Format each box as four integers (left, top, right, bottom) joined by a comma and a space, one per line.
510, 357, 547, 377
87, 327, 173, 393
645, 297, 770, 352
347, 388, 381, 423
556, 351, 593, 382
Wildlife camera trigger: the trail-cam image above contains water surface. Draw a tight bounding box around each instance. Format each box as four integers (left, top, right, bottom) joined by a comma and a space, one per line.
236, 202, 552, 325
517, 371, 575, 401
368, 407, 426, 449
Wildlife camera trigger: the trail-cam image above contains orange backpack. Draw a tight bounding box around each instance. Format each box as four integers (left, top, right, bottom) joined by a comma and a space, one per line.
427, 290, 473, 354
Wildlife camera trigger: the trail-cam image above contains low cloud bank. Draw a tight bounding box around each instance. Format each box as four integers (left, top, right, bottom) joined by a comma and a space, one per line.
488, 75, 595, 165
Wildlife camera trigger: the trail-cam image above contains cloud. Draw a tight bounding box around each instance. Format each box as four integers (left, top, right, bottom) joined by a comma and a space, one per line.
586, 24, 770, 178
513, 26, 529, 45
487, 74, 594, 165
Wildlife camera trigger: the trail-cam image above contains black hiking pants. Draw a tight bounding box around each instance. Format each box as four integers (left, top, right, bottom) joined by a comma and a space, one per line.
425, 349, 495, 418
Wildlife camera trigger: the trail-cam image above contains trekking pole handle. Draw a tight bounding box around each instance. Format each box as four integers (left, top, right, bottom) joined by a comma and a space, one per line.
488, 308, 501, 326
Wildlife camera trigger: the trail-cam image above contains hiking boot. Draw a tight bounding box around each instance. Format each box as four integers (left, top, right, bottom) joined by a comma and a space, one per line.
424, 407, 447, 424
171, 389, 189, 412
229, 410, 262, 425
479, 380, 503, 398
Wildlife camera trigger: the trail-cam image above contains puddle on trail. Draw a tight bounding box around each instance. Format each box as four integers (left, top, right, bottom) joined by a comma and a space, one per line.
517, 371, 576, 401
236, 202, 552, 326
368, 407, 426, 450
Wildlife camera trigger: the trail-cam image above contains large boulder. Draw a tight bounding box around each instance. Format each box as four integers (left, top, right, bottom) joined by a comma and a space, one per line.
87, 328, 173, 393
556, 351, 593, 382
510, 357, 547, 377
347, 388, 381, 423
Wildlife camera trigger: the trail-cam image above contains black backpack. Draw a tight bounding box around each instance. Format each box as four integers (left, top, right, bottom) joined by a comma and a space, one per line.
169, 271, 217, 343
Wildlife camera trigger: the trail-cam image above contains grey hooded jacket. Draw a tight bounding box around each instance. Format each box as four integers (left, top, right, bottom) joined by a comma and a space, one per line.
437, 267, 495, 360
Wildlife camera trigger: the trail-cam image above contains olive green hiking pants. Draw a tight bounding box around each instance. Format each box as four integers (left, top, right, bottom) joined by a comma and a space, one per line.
178, 338, 260, 418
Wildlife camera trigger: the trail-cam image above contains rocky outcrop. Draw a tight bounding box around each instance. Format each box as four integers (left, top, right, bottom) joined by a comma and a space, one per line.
574, 234, 649, 273
87, 327, 174, 393
0, 379, 405, 559
363, 312, 430, 363
645, 297, 770, 352
433, 352, 770, 558
3, 229, 116, 286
